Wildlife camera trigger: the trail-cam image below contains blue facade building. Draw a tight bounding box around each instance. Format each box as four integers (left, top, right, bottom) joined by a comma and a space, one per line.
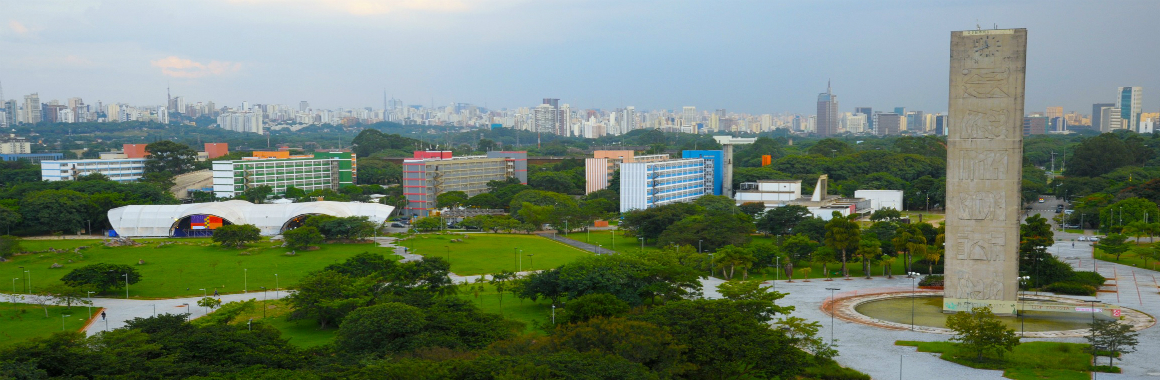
681, 150, 724, 195
1, 153, 63, 163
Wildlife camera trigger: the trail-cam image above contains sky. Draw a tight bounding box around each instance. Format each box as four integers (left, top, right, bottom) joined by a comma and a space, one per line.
1, 0, 1158, 116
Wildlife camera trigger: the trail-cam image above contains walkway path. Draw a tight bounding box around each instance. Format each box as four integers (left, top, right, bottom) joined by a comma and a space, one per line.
76, 291, 291, 336
536, 232, 613, 254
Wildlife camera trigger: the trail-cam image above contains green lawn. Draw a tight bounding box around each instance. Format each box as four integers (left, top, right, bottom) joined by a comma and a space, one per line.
1094, 245, 1160, 272
562, 230, 664, 255
1, 238, 399, 299
0, 302, 93, 347
897, 340, 1095, 380
404, 233, 592, 275
200, 298, 337, 348
458, 282, 550, 332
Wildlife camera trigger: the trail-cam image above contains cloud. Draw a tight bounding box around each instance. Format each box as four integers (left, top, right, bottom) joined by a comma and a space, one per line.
9, 20, 30, 35
150, 56, 242, 78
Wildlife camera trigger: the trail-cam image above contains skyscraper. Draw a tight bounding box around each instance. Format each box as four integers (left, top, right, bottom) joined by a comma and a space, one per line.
854, 107, 872, 132
1092, 103, 1114, 131
23, 93, 41, 124
541, 98, 563, 136
816, 82, 839, 137
1117, 87, 1143, 131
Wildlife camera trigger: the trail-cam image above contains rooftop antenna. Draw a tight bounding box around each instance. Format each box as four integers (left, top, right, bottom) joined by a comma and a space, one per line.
976, 20, 981, 30
993, 23, 998, 29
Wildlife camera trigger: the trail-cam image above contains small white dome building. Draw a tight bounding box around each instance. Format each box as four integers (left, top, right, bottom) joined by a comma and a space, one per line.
107, 200, 394, 237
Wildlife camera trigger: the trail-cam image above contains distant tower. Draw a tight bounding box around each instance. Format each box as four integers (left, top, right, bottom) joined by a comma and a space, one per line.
816, 81, 839, 137
1116, 87, 1143, 131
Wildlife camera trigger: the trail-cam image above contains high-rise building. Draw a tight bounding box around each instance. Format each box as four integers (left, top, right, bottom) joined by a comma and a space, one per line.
893, 107, 906, 116
874, 113, 902, 136
1117, 87, 1143, 131
935, 115, 948, 136
682, 106, 697, 126
212, 152, 356, 199
23, 93, 41, 124
541, 98, 563, 136
401, 151, 527, 217
2, 100, 16, 126
854, 107, 872, 132
1045, 106, 1063, 120
816, 82, 839, 137
299, 101, 309, 112
0, 134, 32, 154
1023, 116, 1047, 136
216, 111, 264, 134
533, 104, 555, 135
1092, 103, 1115, 131
619, 158, 714, 212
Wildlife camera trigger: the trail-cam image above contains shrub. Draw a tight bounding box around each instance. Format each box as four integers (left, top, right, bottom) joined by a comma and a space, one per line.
565, 293, 629, 324
1042, 282, 1096, 296
283, 226, 324, 250
1069, 271, 1106, 288
918, 275, 944, 287
802, 357, 871, 380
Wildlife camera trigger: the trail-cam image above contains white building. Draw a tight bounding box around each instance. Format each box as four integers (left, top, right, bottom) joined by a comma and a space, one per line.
734, 176, 870, 220
217, 111, 264, 134
854, 190, 904, 213
58, 108, 75, 123
0, 134, 32, 154
41, 158, 147, 182
107, 200, 394, 237
620, 158, 714, 212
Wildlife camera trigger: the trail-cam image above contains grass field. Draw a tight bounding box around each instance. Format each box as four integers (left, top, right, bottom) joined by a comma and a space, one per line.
897, 340, 1095, 380
0, 302, 92, 347
562, 231, 929, 280
1, 238, 399, 299
404, 233, 592, 275
1094, 245, 1160, 272
458, 282, 550, 332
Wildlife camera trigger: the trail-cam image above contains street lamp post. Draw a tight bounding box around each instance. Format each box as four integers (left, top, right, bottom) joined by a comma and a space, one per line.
527, 254, 534, 271
123, 273, 129, 299
639, 237, 644, 253
514, 248, 518, 271
826, 287, 840, 345
551, 304, 556, 324
11, 278, 17, 303
182, 303, 190, 320
86, 291, 95, 318
908, 272, 920, 330
1017, 276, 1030, 337
61, 314, 71, 331
261, 287, 268, 318
200, 288, 208, 314
244, 268, 248, 293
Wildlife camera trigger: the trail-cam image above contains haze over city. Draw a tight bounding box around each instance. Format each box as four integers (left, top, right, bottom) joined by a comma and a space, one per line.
2, 0, 1158, 114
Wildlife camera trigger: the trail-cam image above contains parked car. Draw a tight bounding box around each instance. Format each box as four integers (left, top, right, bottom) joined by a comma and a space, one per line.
1078, 236, 1087, 241
390, 222, 405, 228
1089, 236, 1100, 242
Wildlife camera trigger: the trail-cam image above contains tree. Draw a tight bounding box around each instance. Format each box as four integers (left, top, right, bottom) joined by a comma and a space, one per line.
621, 202, 699, 243
657, 213, 754, 252
514, 267, 565, 305
782, 234, 817, 263
283, 226, 324, 250
0, 235, 22, 260
144, 140, 198, 175
756, 205, 812, 236
140, 172, 176, 191
465, 192, 502, 209
435, 191, 468, 208
19, 189, 91, 233
893, 224, 926, 274
529, 171, 579, 194
713, 245, 756, 280
243, 185, 273, 204
1066, 133, 1151, 177
1095, 233, 1131, 261
813, 247, 838, 279
197, 296, 222, 311
738, 202, 766, 218
312, 216, 376, 240
0, 207, 21, 234
564, 293, 630, 323
1123, 221, 1149, 244
286, 270, 365, 329
336, 302, 426, 354
42, 284, 92, 311
716, 280, 793, 321
548, 317, 689, 377
824, 212, 861, 278
212, 224, 261, 248
412, 216, 442, 232
855, 237, 881, 279
60, 263, 142, 293
1086, 319, 1140, 367
945, 306, 1021, 361
487, 271, 516, 310
869, 208, 902, 222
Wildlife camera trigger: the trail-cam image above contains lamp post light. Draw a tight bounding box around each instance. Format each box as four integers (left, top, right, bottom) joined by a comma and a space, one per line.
86, 291, 95, 318
61, 314, 71, 331
639, 237, 644, 253
11, 278, 17, 303
551, 304, 556, 325
275, 274, 279, 298
244, 268, 248, 293
527, 253, 534, 271
908, 272, 920, 330
183, 303, 190, 320
825, 287, 840, 345
123, 273, 129, 299
1017, 276, 1030, 337
261, 287, 268, 318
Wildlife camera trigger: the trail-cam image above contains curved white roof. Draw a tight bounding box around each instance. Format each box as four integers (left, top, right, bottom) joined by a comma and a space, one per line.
107, 200, 395, 237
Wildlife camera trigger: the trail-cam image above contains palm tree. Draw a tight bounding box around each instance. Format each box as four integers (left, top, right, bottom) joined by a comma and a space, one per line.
814, 247, 838, 280
855, 237, 881, 279
881, 255, 897, 279
714, 245, 755, 280
824, 212, 861, 278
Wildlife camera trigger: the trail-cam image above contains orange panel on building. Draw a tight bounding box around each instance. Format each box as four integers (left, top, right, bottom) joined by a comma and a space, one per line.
761, 155, 771, 166
593, 220, 609, 228
413, 151, 453, 159
205, 143, 229, 159
123, 144, 149, 158
252, 151, 290, 159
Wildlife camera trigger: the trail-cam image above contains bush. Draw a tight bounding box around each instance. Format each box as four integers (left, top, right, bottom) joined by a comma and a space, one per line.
1069, 271, 1106, 288
565, 293, 629, 324
919, 275, 944, 287
283, 226, 324, 250
1042, 282, 1096, 296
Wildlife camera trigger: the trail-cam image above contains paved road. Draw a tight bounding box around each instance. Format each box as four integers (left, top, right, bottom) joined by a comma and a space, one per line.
536, 232, 614, 254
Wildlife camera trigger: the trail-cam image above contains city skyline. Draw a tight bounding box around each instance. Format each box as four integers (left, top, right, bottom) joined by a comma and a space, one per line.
1, 1, 1158, 114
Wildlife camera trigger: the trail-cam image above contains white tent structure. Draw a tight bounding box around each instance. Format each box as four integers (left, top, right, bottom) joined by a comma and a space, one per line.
107, 200, 395, 237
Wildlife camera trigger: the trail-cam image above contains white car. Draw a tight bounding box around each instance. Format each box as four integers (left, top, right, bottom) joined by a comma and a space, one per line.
1089, 237, 1100, 242
1077, 236, 1087, 241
